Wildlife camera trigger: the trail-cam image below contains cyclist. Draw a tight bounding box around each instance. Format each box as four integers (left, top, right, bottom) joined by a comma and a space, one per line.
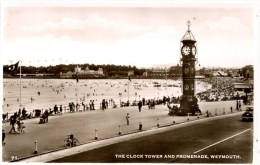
65, 134, 79, 147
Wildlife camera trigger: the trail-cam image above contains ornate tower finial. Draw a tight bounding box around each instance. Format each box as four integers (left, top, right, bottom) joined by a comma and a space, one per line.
187, 20, 191, 31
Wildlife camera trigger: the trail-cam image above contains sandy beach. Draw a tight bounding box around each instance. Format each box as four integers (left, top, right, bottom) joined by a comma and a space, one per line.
3, 78, 210, 115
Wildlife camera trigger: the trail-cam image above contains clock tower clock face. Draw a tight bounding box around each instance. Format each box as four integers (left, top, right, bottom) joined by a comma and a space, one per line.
191, 46, 196, 56
181, 46, 190, 56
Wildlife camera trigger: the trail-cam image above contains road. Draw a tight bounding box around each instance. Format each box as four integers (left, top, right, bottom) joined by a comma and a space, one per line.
50, 114, 253, 163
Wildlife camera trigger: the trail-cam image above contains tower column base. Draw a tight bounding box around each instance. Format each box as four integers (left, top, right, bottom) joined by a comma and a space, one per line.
169, 96, 201, 116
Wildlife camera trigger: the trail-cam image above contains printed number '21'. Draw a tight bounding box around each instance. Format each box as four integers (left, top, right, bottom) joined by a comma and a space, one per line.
11, 156, 19, 161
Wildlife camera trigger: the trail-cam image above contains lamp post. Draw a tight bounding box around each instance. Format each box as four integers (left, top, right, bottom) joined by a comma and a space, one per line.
128, 82, 130, 106
236, 92, 239, 110
165, 67, 168, 97
119, 93, 121, 107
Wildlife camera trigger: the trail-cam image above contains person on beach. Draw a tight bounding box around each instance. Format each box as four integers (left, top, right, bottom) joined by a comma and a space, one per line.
76, 103, 80, 111
102, 99, 105, 110
85, 103, 89, 110
105, 100, 108, 109
89, 101, 92, 110
163, 96, 166, 105
142, 98, 145, 106
59, 105, 63, 115
138, 100, 142, 112
92, 100, 95, 110
54, 105, 58, 115
69, 103, 73, 112
82, 102, 86, 111
126, 113, 130, 125
72, 102, 76, 112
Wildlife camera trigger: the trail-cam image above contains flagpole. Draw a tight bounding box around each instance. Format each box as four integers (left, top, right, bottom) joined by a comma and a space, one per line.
128, 73, 131, 105
165, 67, 168, 97
76, 67, 79, 105
19, 61, 22, 107
128, 82, 129, 103
76, 82, 78, 104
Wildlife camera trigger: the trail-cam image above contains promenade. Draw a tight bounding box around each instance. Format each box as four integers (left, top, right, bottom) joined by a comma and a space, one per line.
2, 100, 245, 162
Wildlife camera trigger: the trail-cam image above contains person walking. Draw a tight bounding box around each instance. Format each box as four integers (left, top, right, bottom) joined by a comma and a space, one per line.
44, 110, 49, 123
9, 113, 17, 133
138, 100, 142, 112
126, 113, 130, 125
2, 129, 6, 145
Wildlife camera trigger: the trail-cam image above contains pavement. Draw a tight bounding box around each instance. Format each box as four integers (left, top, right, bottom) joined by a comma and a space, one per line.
50, 114, 253, 163
2, 100, 246, 162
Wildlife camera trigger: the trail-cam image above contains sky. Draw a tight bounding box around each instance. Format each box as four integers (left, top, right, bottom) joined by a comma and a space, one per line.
0, 1, 258, 68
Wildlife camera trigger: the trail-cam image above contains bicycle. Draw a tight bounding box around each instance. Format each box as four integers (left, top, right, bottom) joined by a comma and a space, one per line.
64, 134, 80, 148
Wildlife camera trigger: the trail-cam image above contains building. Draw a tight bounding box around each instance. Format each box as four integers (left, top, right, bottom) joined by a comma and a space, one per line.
76, 66, 104, 75
60, 66, 104, 78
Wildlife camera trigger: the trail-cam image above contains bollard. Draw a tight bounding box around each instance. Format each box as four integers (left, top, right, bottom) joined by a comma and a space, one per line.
118, 125, 121, 135
34, 140, 38, 154
173, 115, 175, 124
223, 108, 225, 115
95, 129, 98, 140
139, 122, 142, 131
215, 109, 217, 116
157, 118, 159, 127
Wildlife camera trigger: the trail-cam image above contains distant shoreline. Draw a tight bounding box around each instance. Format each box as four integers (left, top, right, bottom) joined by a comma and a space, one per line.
3, 75, 182, 80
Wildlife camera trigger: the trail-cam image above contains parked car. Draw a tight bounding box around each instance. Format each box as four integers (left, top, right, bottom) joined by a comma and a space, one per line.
242, 106, 253, 121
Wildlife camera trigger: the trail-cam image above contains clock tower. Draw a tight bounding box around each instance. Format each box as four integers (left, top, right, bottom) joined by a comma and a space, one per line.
178, 20, 200, 115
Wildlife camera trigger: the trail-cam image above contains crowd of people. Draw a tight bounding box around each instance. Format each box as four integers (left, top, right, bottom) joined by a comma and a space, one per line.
196, 77, 248, 102
2, 95, 178, 124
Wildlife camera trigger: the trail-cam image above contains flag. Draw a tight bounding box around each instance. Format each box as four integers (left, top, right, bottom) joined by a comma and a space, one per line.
3, 61, 19, 73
